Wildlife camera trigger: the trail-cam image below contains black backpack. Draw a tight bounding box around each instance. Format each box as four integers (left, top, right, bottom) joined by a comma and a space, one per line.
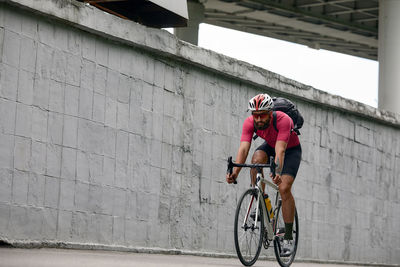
253, 97, 303, 140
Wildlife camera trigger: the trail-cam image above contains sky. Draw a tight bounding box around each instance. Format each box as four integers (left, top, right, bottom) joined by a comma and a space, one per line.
190, 23, 379, 108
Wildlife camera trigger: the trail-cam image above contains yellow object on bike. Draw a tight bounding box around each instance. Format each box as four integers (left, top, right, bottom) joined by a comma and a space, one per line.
264, 194, 274, 219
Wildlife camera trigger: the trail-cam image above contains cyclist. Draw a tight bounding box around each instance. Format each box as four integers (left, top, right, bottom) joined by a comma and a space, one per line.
226, 93, 302, 257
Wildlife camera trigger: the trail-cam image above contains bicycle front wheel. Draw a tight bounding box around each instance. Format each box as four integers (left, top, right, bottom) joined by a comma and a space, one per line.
273, 208, 299, 267
234, 188, 264, 266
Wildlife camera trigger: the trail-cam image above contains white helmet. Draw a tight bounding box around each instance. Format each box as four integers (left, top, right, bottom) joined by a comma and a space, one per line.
248, 94, 274, 112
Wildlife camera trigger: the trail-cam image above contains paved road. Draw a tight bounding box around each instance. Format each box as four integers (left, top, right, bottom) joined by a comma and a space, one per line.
0, 248, 362, 267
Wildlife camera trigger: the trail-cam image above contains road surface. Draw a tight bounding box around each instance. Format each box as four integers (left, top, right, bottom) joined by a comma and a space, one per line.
0, 248, 364, 267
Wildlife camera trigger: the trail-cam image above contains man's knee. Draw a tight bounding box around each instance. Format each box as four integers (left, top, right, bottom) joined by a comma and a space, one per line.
251, 150, 268, 164
279, 175, 294, 197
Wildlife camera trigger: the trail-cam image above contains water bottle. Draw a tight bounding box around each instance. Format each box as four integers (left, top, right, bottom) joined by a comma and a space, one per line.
264, 194, 274, 219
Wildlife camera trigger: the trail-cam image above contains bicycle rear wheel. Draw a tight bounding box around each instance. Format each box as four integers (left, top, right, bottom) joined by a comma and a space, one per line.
234, 188, 264, 266
273, 207, 299, 267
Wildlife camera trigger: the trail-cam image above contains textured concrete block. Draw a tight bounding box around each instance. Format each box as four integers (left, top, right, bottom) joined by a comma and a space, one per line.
71, 211, 89, 242
112, 216, 125, 244
64, 84, 79, 116
3, 30, 20, 68
105, 98, 117, 128
31, 140, 46, 175
143, 56, 155, 85
150, 139, 162, 168
61, 147, 76, 180
51, 49, 66, 82
125, 218, 147, 246
0, 28, 3, 63
0, 64, 18, 101
17, 69, 34, 105
95, 38, 109, 66
162, 116, 174, 145
120, 47, 132, 76
117, 102, 129, 131
14, 136, 31, 171
27, 173, 45, 207
154, 60, 165, 88
0, 168, 12, 203
0, 98, 16, 135
106, 69, 118, 100
152, 112, 163, 142
36, 43, 53, 79
162, 143, 172, 170
59, 179, 75, 211
20, 35, 36, 72
76, 151, 89, 182
41, 207, 57, 239
115, 160, 127, 188
0, 202, 10, 235
74, 181, 89, 212
88, 153, 103, 184
9, 205, 28, 239
46, 144, 62, 177
93, 92, 105, 123
116, 130, 129, 162
66, 54, 81, 86
0, 133, 14, 170
78, 119, 105, 155
44, 176, 59, 208
94, 65, 107, 95
31, 106, 48, 142
355, 124, 374, 147
88, 184, 103, 213
81, 34, 95, 61
81, 59, 95, 90
48, 112, 63, 145
108, 46, 120, 71
15, 103, 32, 138
118, 74, 130, 103
67, 29, 81, 55
33, 76, 49, 109
78, 88, 93, 120
125, 190, 137, 219
89, 213, 113, 244
57, 210, 72, 241
103, 156, 115, 186
131, 51, 145, 81
142, 82, 153, 111
102, 186, 114, 215
112, 188, 126, 217
63, 115, 78, 148
104, 127, 116, 158
26, 207, 44, 239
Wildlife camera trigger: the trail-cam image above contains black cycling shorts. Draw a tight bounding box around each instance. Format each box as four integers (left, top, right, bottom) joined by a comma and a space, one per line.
255, 142, 302, 179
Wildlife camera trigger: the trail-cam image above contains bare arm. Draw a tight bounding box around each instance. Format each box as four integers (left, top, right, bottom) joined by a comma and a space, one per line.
226, 141, 251, 183
274, 140, 288, 175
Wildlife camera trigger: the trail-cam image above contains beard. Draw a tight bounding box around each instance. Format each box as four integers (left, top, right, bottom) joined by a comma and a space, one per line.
254, 120, 269, 130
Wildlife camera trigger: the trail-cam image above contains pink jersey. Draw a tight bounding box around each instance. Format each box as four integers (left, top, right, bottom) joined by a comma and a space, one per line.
240, 111, 300, 148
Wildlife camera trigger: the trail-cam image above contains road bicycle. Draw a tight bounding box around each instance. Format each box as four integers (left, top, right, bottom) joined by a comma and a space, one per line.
227, 157, 299, 267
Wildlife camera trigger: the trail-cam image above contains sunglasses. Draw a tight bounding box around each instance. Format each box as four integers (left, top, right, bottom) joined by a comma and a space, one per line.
252, 113, 269, 119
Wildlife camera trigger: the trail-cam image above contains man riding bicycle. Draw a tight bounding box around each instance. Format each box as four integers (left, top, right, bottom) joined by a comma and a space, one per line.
226, 93, 302, 256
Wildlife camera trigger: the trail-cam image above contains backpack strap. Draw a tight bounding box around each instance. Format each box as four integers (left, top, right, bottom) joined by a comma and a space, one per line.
272, 111, 278, 132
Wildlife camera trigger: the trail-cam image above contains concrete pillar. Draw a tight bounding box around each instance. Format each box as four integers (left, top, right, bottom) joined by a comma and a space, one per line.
378, 0, 400, 114
174, 0, 205, 45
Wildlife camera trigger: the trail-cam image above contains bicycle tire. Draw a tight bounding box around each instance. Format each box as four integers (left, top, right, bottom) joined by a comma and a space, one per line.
273, 208, 299, 267
234, 188, 264, 266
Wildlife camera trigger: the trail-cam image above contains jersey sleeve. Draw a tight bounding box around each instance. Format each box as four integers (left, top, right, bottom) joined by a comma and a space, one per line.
276, 114, 293, 143
240, 117, 254, 143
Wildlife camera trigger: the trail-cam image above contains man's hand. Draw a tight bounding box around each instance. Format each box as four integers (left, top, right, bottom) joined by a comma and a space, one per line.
271, 173, 282, 185
226, 172, 238, 184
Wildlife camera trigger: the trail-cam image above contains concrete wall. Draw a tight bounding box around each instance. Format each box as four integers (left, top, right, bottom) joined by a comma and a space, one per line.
0, 0, 399, 265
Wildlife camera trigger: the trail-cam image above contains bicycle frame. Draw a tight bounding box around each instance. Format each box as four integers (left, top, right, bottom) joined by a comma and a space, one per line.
251, 171, 280, 241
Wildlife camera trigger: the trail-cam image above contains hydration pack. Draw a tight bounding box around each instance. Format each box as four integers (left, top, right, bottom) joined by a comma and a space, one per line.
272, 97, 303, 135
